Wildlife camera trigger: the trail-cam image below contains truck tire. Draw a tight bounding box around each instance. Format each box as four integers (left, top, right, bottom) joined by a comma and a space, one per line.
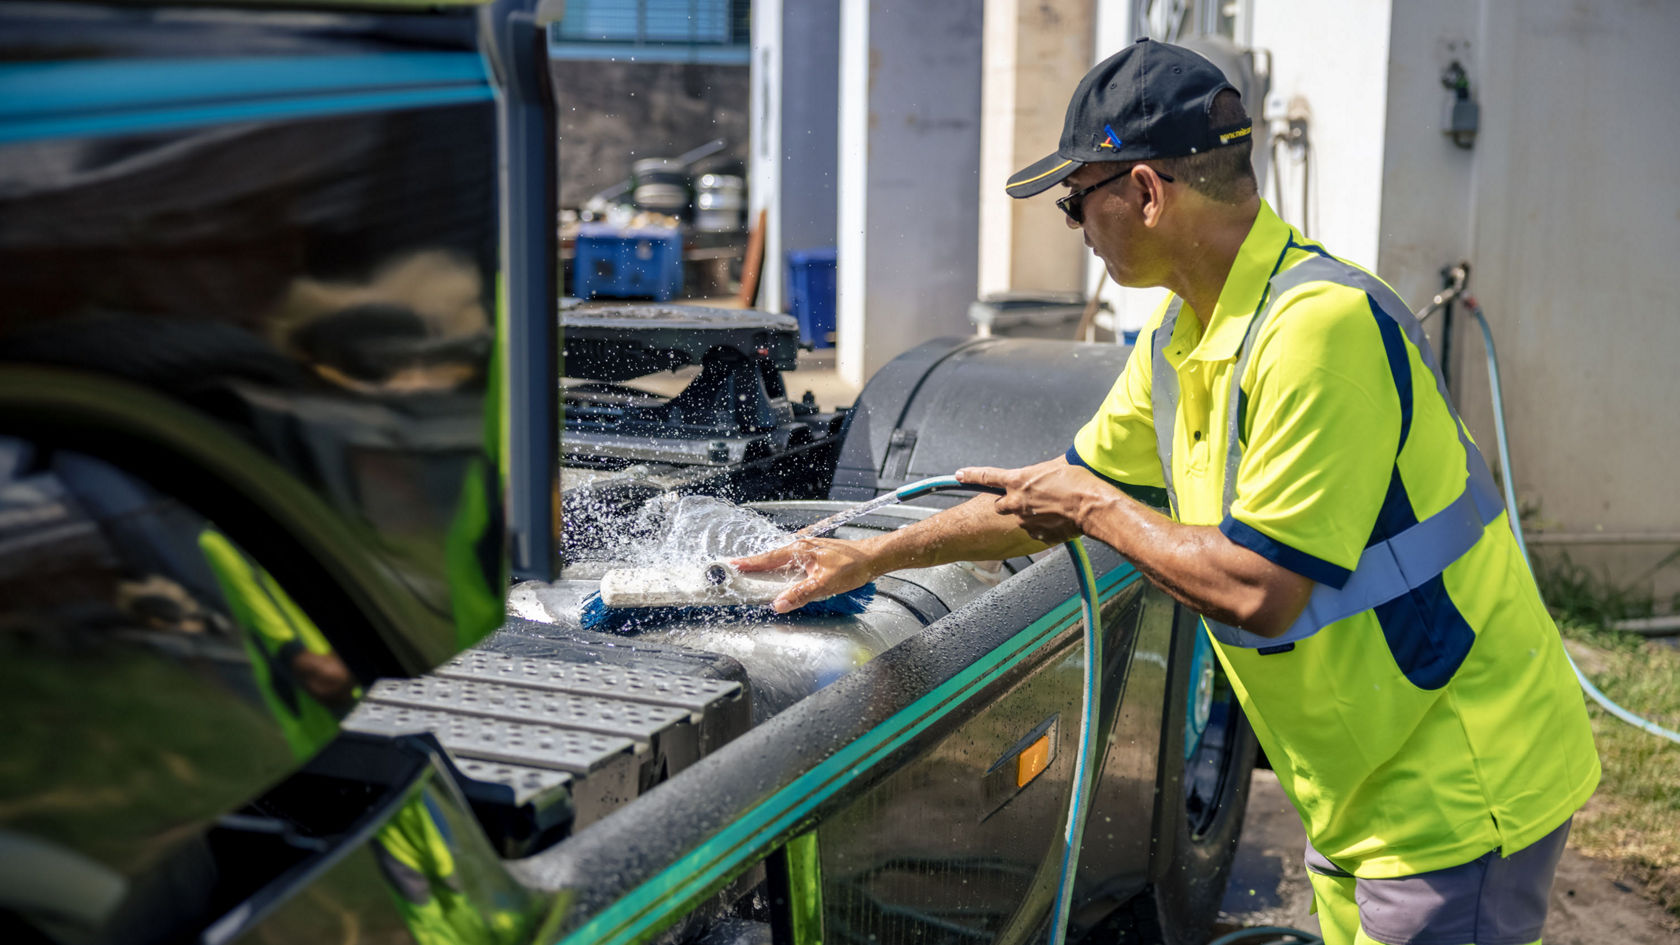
1146, 607, 1260, 944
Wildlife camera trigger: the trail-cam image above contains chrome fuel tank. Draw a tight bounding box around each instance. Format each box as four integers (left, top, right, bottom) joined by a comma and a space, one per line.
508, 501, 1034, 720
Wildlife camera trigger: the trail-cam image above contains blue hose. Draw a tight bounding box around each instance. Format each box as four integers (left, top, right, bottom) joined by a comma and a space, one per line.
1463, 297, 1680, 745
884, 476, 1104, 944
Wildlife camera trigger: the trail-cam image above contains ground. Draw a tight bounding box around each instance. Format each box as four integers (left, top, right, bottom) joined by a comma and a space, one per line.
1217, 770, 1680, 944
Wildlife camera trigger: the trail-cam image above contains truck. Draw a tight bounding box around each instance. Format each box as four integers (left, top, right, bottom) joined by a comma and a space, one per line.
0, 2, 1255, 943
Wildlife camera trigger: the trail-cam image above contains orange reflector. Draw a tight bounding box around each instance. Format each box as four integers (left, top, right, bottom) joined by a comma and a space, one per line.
1016, 734, 1052, 788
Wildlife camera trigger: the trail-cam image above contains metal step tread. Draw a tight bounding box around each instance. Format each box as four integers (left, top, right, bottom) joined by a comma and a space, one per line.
436, 650, 742, 713
366, 675, 691, 743
343, 702, 640, 774
449, 756, 574, 809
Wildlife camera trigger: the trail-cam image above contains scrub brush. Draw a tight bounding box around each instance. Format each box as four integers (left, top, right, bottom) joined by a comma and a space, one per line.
577, 559, 875, 633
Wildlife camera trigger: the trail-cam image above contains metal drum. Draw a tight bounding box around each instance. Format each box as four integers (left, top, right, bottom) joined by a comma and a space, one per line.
693, 173, 744, 232
631, 157, 689, 219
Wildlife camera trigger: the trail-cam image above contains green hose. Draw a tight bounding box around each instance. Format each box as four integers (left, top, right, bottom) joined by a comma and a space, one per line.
1460, 295, 1680, 745
876, 477, 1103, 943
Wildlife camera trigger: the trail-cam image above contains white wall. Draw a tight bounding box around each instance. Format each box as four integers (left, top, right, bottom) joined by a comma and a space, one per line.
749, 3, 782, 310
977, 0, 1021, 299
1097, 0, 1399, 337
1251, 0, 1680, 594
1372, 0, 1476, 314
837, 0, 986, 388
1250, 0, 1393, 268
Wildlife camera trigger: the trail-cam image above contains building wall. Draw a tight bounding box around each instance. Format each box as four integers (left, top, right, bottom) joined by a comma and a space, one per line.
1095, 0, 1396, 337
1373, 0, 1475, 312
988, 0, 1680, 600
977, 0, 1094, 298
1249, 0, 1393, 270
1442, 0, 1680, 597
548, 60, 749, 209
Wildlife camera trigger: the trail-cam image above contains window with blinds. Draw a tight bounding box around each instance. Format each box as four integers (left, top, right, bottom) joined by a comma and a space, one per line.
549, 0, 751, 63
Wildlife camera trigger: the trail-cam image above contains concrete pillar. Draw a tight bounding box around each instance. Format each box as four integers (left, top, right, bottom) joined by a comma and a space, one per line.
749, 0, 841, 315
837, 0, 985, 388
977, 0, 1094, 298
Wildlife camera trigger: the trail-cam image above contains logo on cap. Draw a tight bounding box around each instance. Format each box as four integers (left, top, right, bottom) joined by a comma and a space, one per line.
1098, 123, 1124, 151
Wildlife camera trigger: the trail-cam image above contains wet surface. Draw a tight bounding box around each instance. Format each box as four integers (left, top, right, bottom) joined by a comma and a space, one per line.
1216, 769, 1320, 936
1217, 770, 1679, 943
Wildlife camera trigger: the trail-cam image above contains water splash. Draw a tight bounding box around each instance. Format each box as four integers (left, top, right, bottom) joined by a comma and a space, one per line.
650, 495, 789, 564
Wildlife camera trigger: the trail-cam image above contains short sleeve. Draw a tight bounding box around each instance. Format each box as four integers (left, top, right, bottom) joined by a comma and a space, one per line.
1069, 299, 1170, 494
1221, 284, 1402, 588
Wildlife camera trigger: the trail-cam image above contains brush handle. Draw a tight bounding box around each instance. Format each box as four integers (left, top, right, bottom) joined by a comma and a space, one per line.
599, 560, 799, 609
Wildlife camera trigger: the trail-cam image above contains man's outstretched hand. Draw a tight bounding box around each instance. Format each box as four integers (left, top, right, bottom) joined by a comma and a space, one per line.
956, 459, 1105, 544
730, 536, 879, 614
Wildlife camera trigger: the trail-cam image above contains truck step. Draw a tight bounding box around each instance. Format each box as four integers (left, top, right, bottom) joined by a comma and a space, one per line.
436, 650, 747, 751
346, 647, 751, 858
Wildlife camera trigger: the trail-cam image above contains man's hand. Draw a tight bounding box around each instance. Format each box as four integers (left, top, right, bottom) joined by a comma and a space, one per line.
956, 459, 1108, 544
731, 537, 878, 614
731, 462, 1094, 615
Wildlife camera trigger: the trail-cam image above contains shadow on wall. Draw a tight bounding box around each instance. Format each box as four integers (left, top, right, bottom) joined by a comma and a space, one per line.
548, 60, 749, 208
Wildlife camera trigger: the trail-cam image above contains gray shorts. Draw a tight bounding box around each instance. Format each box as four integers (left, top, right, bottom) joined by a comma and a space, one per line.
1304, 818, 1572, 945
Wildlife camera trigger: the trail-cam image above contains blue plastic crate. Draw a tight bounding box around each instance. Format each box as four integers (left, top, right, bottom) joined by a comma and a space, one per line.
786, 247, 837, 348
574, 224, 683, 301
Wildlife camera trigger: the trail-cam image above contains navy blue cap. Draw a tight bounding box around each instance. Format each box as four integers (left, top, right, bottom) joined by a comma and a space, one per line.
1006, 38, 1252, 198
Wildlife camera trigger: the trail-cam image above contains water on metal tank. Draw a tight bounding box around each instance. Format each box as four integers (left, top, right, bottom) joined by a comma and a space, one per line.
504, 495, 975, 719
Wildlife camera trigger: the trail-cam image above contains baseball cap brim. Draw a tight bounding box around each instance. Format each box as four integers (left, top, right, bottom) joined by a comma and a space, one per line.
1005, 152, 1081, 198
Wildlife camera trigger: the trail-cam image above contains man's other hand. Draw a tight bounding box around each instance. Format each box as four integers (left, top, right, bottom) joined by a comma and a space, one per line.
731, 537, 877, 614
956, 459, 1104, 544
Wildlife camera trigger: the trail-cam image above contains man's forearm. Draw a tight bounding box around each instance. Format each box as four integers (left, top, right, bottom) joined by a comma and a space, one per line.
730, 491, 1054, 614
857, 494, 1050, 574
1077, 489, 1310, 636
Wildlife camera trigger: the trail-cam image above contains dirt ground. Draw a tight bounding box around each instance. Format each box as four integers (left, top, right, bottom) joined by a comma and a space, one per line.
1216, 770, 1680, 943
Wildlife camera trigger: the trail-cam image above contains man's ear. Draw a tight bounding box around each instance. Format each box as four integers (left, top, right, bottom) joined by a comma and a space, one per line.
1138, 166, 1171, 228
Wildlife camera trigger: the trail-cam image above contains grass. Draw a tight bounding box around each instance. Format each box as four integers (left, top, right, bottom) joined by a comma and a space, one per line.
1532, 548, 1680, 628
1528, 540, 1680, 918
1553, 617, 1680, 921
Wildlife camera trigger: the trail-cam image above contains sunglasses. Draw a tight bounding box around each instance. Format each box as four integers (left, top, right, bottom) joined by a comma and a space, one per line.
1056, 166, 1175, 225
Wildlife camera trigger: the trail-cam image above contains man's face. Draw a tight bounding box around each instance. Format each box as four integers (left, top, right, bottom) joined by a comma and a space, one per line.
1059, 162, 1156, 288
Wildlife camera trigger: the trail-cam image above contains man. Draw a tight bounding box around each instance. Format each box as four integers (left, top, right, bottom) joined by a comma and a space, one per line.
736, 38, 1598, 945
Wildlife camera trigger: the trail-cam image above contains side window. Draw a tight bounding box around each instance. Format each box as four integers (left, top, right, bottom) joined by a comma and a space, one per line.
0, 436, 357, 941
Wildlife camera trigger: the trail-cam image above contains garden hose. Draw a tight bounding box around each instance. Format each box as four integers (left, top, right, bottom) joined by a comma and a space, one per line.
817, 476, 1103, 944
1459, 295, 1680, 745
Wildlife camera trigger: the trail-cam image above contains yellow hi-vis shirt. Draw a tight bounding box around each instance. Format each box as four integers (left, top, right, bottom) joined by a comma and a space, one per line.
1071, 201, 1598, 878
